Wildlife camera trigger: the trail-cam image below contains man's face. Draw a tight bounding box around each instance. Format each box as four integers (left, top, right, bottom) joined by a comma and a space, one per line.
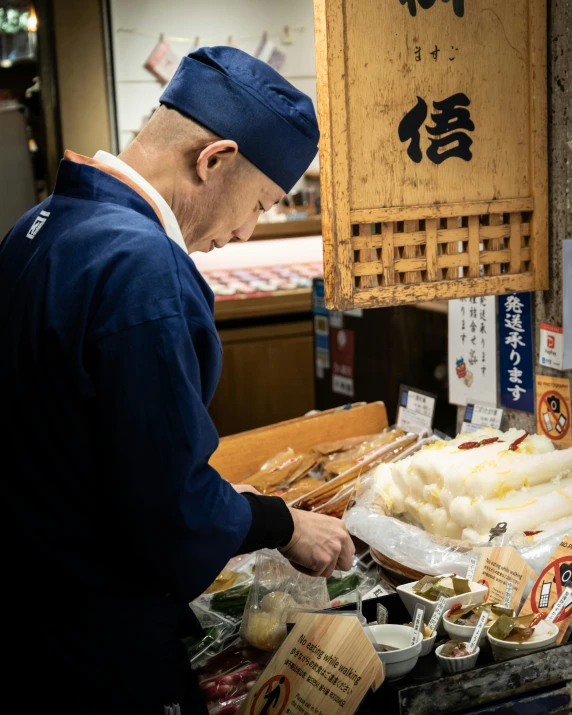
182, 156, 284, 254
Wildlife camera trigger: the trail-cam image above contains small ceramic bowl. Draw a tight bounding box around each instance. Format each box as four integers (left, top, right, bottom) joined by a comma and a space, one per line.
419, 630, 437, 656
487, 622, 559, 662
435, 643, 480, 674
364, 624, 423, 680
443, 610, 515, 645
396, 581, 488, 634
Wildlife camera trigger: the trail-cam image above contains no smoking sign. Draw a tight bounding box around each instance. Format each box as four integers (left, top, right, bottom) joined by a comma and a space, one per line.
535, 376, 572, 448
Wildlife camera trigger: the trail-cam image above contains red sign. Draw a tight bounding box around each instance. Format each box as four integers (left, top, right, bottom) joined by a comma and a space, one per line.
530, 556, 572, 622
250, 675, 290, 715
330, 328, 355, 398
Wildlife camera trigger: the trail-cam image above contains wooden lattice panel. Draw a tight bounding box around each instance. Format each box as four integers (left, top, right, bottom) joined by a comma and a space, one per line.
314, 0, 548, 309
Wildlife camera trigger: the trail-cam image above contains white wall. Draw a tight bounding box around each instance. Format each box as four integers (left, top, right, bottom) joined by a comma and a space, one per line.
109, 0, 317, 151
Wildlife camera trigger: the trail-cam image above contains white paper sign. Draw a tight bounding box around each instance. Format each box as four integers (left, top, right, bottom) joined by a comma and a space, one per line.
546, 587, 572, 623
427, 595, 448, 635
461, 403, 504, 434
469, 610, 489, 652
449, 297, 498, 407
466, 556, 479, 583
397, 385, 436, 433
539, 323, 564, 371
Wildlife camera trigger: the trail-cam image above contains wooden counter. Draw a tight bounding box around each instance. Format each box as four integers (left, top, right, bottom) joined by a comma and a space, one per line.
214, 288, 312, 322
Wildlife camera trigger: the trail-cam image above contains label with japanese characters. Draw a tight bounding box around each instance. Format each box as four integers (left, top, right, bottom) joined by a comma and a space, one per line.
448, 297, 497, 407
331, 329, 355, 398
396, 385, 436, 433
539, 323, 564, 371
241, 613, 384, 715
461, 402, 503, 434
473, 547, 535, 612
498, 293, 535, 414
535, 375, 572, 449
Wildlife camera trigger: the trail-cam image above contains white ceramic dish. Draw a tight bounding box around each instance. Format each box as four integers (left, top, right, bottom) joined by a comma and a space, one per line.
487, 622, 559, 662
364, 624, 423, 680
396, 581, 488, 634
435, 643, 480, 673
419, 630, 437, 656
443, 609, 514, 645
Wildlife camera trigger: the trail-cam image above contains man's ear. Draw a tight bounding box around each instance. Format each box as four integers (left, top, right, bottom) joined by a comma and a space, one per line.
196, 140, 239, 182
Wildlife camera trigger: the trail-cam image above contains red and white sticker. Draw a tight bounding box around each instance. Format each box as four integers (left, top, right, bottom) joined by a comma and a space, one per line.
539, 323, 564, 371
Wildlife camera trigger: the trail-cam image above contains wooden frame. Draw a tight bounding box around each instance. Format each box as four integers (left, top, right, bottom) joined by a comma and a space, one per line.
314, 0, 548, 309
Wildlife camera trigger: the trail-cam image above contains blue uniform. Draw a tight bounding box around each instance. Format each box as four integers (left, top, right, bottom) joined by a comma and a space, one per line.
1, 158, 253, 713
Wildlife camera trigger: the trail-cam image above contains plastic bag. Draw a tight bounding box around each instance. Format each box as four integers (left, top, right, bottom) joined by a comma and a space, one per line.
184, 605, 238, 664
240, 550, 329, 651
344, 433, 572, 578
195, 640, 271, 713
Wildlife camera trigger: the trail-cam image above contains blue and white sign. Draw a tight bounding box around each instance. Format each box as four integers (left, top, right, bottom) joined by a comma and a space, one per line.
499, 293, 534, 413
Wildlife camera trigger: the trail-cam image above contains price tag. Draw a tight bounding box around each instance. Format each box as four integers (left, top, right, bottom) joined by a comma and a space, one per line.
461, 403, 503, 434
427, 595, 448, 635
397, 384, 436, 434
546, 587, 572, 623
376, 603, 388, 625
411, 605, 425, 646
466, 556, 479, 584
504, 581, 514, 609
468, 610, 489, 652
363, 583, 395, 600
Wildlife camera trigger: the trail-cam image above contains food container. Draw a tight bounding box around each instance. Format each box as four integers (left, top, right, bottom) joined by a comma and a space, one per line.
419, 630, 437, 656
435, 644, 480, 674
443, 608, 515, 646
364, 624, 422, 680
487, 621, 559, 662
396, 580, 488, 633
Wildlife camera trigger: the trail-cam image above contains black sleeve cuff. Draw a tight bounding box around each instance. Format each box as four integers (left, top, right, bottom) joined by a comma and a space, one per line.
235, 494, 295, 555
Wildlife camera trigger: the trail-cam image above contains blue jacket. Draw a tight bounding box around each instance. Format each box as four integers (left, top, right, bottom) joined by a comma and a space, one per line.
1, 157, 253, 713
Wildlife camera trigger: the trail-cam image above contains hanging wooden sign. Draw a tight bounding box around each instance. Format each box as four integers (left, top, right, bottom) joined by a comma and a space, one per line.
472, 546, 536, 612
239, 613, 383, 715
313, 0, 548, 309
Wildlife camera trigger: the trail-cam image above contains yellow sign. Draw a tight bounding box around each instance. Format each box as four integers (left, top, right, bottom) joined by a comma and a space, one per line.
473, 547, 536, 611
520, 535, 572, 644
240, 614, 383, 715
535, 375, 572, 448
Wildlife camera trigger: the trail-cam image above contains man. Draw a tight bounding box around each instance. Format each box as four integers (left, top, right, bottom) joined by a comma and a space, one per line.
2, 48, 354, 714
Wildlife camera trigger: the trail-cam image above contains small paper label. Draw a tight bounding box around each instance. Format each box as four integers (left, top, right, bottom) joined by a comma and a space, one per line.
411, 605, 425, 646
539, 323, 564, 371
466, 556, 479, 583
462, 403, 503, 434
329, 311, 344, 329
376, 603, 388, 625
427, 595, 448, 635
364, 583, 394, 600
397, 385, 436, 434
504, 581, 514, 609
469, 610, 489, 651
546, 587, 572, 623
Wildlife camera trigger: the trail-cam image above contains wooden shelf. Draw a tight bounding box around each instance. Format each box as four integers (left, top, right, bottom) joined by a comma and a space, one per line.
214, 289, 312, 322
251, 218, 322, 240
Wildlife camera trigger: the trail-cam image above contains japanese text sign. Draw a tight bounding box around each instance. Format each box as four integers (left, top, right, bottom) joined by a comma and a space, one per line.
473, 547, 536, 612
240, 613, 383, 715
498, 293, 535, 413
448, 296, 497, 407
314, 0, 547, 309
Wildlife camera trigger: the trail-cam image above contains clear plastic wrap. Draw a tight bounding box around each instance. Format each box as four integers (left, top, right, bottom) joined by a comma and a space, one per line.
185, 605, 238, 663
240, 550, 329, 651
344, 434, 572, 578
195, 640, 271, 713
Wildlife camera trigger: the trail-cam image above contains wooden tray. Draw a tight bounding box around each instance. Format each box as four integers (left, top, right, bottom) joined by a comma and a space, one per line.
211, 401, 389, 482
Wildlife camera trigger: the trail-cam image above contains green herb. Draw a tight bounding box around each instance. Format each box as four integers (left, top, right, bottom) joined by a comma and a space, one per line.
210, 583, 252, 618
327, 573, 361, 601
182, 626, 220, 658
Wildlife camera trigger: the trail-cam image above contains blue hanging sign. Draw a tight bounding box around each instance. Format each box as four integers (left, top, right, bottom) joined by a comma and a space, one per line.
498, 292, 534, 413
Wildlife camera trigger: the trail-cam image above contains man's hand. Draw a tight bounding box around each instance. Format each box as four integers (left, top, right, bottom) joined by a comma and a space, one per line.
232, 484, 261, 495
280, 508, 355, 578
